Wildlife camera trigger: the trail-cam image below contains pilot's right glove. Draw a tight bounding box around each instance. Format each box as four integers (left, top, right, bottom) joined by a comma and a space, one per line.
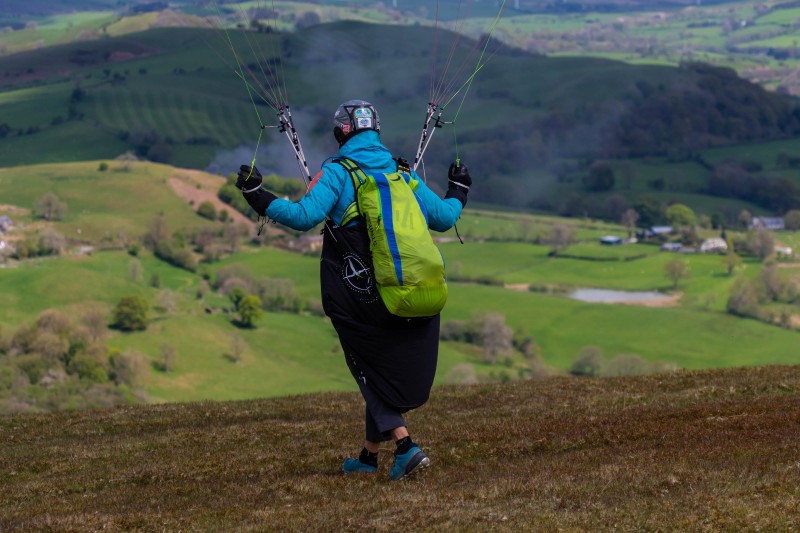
236, 164, 276, 216
235, 164, 263, 193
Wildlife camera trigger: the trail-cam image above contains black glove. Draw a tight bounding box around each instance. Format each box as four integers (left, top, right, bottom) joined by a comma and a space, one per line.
445, 161, 471, 207
235, 165, 263, 193
448, 162, 472, 191
235, 164, 276, 216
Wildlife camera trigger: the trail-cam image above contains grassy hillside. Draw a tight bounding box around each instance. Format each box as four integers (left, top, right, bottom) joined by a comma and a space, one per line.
4, 20, 800, 221
0, 161, 222, 243
1, 160, 799, 409
1, 365, 798, 530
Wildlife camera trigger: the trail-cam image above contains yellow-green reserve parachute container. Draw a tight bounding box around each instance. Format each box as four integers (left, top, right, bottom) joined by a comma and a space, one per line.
338, 158, 448, 318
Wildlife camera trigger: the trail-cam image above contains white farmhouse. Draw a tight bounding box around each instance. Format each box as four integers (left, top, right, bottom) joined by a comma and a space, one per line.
700, 238, 728, 253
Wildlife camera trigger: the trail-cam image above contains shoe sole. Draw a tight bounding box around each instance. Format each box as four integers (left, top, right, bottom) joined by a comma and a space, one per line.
342, 458, 377, 475
398, 453, 431, 480
342, 466, 378, 474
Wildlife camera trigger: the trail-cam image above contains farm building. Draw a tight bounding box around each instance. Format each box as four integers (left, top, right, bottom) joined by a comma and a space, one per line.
700, 238, 728, 253
650, 226, 673, 236
600, 235, 622, 245
751, 217, 785, 231
288, 234, 323, 253
636, 226, 674, 241
661, 242, 682, 252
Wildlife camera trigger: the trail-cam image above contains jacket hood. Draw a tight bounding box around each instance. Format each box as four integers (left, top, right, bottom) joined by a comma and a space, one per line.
338, 130, 394, 171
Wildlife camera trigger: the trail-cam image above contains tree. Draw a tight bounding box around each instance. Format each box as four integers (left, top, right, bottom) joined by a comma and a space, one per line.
39, 229, 66, 255
112, 296, 150, 331
784, 210, 800, 230
229, 287, 246, 308
758, 265, 784, 302
109, 349, 148, 387
747, 228, 774, 260
144, 214, 169, 249
481, 312, 513, 364
621, 208, 639, 238
158, 344, 177, 372
223, 222, 248, 253
236, 294, 263, 328
621, 160, 636, 190
31, 332, 69, 365
583, 161, 615, 192
157, 289, 177, 314
665, 203, 697, 228
664, 259, 691, 289
230, 335, 246, 364
197, 201, 216, 221
722, 252, 742, 276
604, 354, 652, 377
67, 355, 108, 383
607, 194, 628, 222
81, 309, 107, 342
570, 346, 603, 377
36, 309, 71, 336
727, 277, 759, 317
738, 209, 752, 230
129, 258, 143, 283
256, 278, 300, 312
444, 363, 479, 385
633, 196, 663, 227
543, 223, 576, 254
33, 192, 67, 221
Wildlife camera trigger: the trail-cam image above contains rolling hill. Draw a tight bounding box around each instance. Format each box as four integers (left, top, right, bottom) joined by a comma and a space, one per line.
4, 21, 800, 219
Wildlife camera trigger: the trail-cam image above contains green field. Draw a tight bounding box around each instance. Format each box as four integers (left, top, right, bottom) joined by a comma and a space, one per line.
0, 246, 517, 403
1, 240, 796, 404
0, 160, 798, 407
0, 11, 117, 56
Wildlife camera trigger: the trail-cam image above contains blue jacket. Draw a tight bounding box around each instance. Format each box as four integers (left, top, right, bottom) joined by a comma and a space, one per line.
265, 131, 463, 232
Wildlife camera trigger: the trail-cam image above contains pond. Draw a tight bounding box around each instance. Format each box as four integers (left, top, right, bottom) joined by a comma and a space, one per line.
567, 288, 673, 304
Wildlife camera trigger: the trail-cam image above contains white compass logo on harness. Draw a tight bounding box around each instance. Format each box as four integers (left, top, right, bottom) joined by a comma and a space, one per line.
342, 253, 374, 295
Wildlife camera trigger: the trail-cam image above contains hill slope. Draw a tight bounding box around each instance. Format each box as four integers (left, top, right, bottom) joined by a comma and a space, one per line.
4, 22, 800, 216
1, 365, 798, 531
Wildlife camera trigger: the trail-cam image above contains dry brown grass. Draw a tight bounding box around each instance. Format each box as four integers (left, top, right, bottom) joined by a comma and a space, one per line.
1, 366, 799, 531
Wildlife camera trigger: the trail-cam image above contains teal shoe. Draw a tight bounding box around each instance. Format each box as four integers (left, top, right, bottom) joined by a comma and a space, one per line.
390, 446, 430, 481
342, 457, 378, 474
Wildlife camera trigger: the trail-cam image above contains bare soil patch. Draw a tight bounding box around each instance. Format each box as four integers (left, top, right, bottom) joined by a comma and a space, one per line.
167, 169, 253, 228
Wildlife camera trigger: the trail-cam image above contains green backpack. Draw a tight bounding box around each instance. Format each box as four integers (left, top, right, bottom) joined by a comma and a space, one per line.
338, 158, 448, 318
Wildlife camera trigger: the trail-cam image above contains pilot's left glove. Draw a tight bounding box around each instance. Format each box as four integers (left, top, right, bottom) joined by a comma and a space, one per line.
445, 161, 471, 207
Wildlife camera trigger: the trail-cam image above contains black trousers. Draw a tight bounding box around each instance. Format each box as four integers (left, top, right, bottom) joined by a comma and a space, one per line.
321, 223, 441, 414
343, 348, 406, 442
